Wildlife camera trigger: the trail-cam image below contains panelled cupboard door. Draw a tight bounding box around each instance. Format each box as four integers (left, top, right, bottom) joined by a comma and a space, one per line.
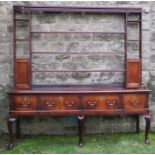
126, 59, 141, 88
13, 95, 37, 111
15, 59, 31, 89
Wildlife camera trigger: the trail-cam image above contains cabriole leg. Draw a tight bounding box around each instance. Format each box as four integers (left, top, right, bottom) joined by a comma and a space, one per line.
144, 115, 151, 144
136, 115, 140, 134
16, 118, 20, 138
7, 118, 16, 149
77, 115, 85, 147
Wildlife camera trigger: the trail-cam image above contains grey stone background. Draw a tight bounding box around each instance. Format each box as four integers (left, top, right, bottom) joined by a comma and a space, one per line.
0, 1, 155, 136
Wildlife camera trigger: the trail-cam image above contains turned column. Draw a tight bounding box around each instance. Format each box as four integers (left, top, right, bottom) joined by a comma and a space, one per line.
16, 118, 20, 138
144, 114, 151, 144
77, 115, 85, 147
7, 118, 16, 149
136, 115, 140, 134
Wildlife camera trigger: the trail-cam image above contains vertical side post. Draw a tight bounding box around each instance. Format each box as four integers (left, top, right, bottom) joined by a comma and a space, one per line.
16, 118, 20, 138
13, 7, 16, 89
144, 115, 151, 144
7, 118, 16, 149
136, 115, 140, 133
124, 12, 128, 88
28, 11, 32, 88
139, 12, 142, 87
77, 115, 85, 147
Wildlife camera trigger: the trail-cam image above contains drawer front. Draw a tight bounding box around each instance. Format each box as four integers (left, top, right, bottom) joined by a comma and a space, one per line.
13, 95, 37, 111
82, 96, 102, 109
61, 96, 80, 110
123, 94, 147, 109
102, 95, 122, 110
40, 96, 60, 110
82, 95, 121, 110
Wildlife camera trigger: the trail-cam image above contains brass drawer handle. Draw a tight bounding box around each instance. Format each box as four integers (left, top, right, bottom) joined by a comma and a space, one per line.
87, 101, 97, 106
65, 101, 75, 107
106, 100, 117, 106
46, 101, 56, 107
105, 100, 110, 104
130, 100, 140, 105
108, 103, 114, 106
21, 102, 31, 107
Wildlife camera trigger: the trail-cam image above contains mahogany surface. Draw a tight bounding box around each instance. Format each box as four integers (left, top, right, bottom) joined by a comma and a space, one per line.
7, 5, 151, 148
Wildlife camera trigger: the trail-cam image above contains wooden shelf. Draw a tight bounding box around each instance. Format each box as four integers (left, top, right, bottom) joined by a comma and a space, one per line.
32, 69, 125, 73
31, 31, 125, 35
15, 39, 29, 42
32, 52, 124, 55
127, 20, 141, 22
14, 5, 142, 13
127, 39, 140, 42
15, 19, 29, 22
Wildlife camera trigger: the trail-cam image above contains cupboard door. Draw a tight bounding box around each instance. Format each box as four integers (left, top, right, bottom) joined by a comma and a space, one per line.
15, 59, 31, 89
126, 59, 141, 88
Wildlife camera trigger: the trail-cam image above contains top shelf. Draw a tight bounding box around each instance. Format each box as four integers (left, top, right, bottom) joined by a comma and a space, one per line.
31, 31, 125, 35
13, 5, 142, 13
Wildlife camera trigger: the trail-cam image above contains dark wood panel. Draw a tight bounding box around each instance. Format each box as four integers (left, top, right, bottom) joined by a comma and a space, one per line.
123, 94, 147, 110
40, 95, 61, 110
82, 95, 101, 109
126, 59, 141, 88
15, 59, 31, 89
82, 95, 122, 110
61, 96, 80, 110
102, 95, 122, 110
8, 86, 151, 94
13, 95, 37, 111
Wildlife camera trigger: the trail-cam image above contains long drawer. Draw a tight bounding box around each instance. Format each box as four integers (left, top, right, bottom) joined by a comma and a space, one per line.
82, 95, 122, 110
40, 95, 80, 110
13, 95, 38, 111
11, 94, 148, 112
123, 94, 148, 109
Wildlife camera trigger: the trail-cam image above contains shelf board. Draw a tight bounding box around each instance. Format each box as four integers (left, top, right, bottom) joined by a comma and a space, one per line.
31, 31, 125, 35
32, 52, 124, 55
15, 19, 29, 22
14, 6, 142, 13
127, 39, 140, 42
15, 39, 29, 42
127, 20, 141, 22
32, 69, 125, 73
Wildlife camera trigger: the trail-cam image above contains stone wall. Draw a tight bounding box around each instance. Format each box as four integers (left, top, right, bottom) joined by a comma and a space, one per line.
0, 1, 155, 135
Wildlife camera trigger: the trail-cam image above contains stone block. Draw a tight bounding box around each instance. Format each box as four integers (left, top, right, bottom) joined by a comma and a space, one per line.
70, 13, 91, 24
59, 34, 72, 42
55, 54, 70, 61
39, 14, 56, 24
72, 72, 91, 79
72, 34, 91, 42
51, 42, 67, 52
55, 73, 70, 81
44, 34, 59, 42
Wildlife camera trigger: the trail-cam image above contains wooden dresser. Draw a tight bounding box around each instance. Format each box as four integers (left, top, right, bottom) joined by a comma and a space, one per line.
7, 5, 151, 148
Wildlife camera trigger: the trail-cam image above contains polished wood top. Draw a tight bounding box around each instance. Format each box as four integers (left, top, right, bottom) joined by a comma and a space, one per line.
9, 85, 151, 94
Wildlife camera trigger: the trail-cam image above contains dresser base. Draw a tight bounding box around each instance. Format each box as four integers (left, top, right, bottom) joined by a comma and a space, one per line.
7, 114, 151, 149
